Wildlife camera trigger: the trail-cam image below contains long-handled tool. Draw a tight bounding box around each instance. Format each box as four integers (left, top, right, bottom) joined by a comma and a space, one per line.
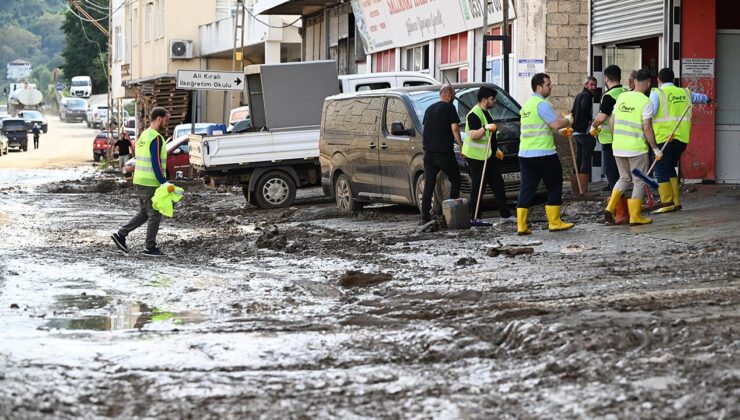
565, 131, 584, 195
632, 104, 692, 189
470, 127, 495, 227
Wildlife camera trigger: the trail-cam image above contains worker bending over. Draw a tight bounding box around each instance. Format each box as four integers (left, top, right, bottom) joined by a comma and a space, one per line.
650, 68, 713, 214
516, 73, 574, 235
604, 69, 662, 225
463, 86, 513, 223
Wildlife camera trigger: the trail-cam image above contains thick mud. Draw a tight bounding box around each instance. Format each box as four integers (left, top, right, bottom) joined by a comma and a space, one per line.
0, 168, 738, 419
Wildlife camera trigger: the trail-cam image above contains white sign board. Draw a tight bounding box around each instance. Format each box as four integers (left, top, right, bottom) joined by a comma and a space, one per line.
517, 58, 544, 78
176, 70, 245, 92
682, 58, 714, 77
351, 0, 516, 54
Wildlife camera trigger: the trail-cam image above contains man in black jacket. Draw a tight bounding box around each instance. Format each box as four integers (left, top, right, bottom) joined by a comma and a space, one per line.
570, 76, 597, 193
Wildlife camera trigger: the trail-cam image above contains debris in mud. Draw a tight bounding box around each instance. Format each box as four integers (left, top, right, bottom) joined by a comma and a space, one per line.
561, 244, 598, 254
255, 225, 287, 250
485, 244, 534, 257
415, 220, 440, 234
338, 271, 393, 288
455, 257, 478, 266
43, 178, 120, 194
9, 303, 19, 309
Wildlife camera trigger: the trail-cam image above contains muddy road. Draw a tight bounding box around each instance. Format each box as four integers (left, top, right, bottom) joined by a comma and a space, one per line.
0, 167, 738, 419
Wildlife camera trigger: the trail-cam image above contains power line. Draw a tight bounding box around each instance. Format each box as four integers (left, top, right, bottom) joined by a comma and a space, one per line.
245, 6, 301, 29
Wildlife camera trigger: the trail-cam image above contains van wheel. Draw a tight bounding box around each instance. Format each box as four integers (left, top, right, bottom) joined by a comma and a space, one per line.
254, 171, 296, 209
415, 174, 442, 216
335, 174, 362, 212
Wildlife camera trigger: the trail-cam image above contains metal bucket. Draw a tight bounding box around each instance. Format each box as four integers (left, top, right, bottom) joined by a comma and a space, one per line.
442, 198, 470, 229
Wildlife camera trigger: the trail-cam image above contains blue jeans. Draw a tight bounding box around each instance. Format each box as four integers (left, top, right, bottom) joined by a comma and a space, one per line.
601, 143, 620, 189
654, 140, 687, 183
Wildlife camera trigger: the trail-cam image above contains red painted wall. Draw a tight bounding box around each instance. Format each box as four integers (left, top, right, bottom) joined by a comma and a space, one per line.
681, 0, 716, 180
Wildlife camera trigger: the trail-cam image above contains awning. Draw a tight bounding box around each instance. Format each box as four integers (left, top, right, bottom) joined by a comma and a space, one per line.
254, 0, 342, 16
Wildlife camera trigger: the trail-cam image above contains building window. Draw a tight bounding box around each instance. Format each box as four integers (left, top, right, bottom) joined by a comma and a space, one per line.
373, 49, 395, 72
114, 26, 122, 61
441, 32, 468, 65
404, 44, 429, 72
145, 2, 153, 42
133, 8, 138, 46
156, 0, 165, 39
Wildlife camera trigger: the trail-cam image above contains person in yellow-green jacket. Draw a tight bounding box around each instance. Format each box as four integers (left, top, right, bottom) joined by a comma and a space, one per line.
464, 86, 513, 224
604, 69, 663, 226
112, 107, 170, 257
516, 73, 575, 235
649, 67, 713, 214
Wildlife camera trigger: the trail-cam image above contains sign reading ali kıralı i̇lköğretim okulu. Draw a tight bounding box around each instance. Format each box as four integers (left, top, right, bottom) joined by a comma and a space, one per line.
176, 70, 245, 92
350, 0, 516, 54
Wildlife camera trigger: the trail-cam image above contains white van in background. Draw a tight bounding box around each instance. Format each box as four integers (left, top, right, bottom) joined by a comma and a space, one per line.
70, 76, 92, 98
338, 72, 439, 93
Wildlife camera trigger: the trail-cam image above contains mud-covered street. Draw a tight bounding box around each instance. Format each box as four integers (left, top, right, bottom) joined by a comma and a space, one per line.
0, 158, 737, 418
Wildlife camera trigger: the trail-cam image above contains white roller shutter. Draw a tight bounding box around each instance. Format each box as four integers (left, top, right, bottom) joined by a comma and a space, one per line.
592, 0, 665, 45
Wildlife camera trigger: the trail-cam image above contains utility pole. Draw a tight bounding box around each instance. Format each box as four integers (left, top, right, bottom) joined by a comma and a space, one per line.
223, 0, 246, 125
482, 0, 488, 83
503, 0, 509, 92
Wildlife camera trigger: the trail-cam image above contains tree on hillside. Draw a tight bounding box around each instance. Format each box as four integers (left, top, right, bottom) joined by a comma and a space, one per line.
60, 0, 108, 94
0, 26, 41, 65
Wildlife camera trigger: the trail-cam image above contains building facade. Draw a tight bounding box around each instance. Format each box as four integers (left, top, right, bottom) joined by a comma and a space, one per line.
589, 0, 739, 182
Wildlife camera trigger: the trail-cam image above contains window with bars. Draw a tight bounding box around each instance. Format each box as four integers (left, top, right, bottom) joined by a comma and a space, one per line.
440, 32, 468, 65
373, 49, 396, 72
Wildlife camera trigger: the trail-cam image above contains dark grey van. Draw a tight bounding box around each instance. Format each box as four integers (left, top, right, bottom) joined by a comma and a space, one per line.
319, 83, 523, 213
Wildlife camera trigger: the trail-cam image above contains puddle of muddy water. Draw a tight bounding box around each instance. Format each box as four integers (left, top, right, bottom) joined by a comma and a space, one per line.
41, 298, 205, 331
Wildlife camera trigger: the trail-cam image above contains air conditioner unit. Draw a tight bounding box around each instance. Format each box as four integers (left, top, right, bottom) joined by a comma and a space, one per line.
169, 40, 194, 59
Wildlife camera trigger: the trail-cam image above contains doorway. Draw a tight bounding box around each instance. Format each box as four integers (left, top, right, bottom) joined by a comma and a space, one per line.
715, 30, 740, 183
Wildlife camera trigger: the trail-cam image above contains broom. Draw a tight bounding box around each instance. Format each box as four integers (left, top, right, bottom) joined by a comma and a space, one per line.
632, 104, 692, 190
470, 126, 495, 227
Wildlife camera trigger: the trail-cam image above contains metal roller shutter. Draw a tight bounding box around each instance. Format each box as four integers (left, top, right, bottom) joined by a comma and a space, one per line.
592, 0, 665, 45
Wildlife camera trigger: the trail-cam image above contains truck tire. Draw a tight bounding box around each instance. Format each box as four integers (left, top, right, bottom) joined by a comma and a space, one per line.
254, 171, 296, 209
93, 154, 100, 162
415, 173, 442, 216
242, 185, 258, 206
335, 173, 363, 212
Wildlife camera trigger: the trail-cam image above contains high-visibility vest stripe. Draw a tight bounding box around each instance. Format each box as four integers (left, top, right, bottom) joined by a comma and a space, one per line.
463, 104, 493, 160
519, 95, 555, 152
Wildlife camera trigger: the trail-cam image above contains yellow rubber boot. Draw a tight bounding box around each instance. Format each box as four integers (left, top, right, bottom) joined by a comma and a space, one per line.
603, 188, 623, 224
628, 198, 652, 225
546, 205, 574, 232
670, 177, 682, 210
654, 182, 676, 214
517, 208, 531, 236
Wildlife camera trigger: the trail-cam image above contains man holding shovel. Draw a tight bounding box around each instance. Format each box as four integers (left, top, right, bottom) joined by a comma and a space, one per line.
604, 69, 663, 226
463, 86, 513, 225
649, 67, 714, 214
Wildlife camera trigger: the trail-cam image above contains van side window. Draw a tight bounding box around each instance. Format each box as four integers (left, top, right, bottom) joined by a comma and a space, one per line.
403, 81, 432, 87
356, 82, 391, 91
385, 98, 413, 135
324, 98, 382, 138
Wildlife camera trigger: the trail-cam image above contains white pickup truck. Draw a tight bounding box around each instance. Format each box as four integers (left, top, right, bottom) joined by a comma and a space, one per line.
189, 62, 440, 209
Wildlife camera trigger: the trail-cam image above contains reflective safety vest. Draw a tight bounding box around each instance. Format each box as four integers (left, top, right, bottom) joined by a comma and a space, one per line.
133, 127, 167, 187
652, 85, 692, 144
598, 86, 629, 145
612, 92, 650, 153
519, 95, 555, 152
463, 104, 493, 160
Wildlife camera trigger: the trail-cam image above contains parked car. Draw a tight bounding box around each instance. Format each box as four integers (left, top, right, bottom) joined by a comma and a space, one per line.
18, 110, 48, 133
86, 105, 108, 129
60, 98, 88, 122
338, 72, 439, 93
2, 118, 29, 152
123, 116, 137, 138
319, 83, 522, 214
92, 131, 113, 161
123, 123, 214, 178
70, 76, 92, 98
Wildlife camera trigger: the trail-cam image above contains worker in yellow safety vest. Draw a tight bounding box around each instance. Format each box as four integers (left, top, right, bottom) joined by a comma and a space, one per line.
650, 67, 714, 214
112, 107, 171, 257
463, 86, 513, 224
516, 73, 575, 235
604, 69, 663, 226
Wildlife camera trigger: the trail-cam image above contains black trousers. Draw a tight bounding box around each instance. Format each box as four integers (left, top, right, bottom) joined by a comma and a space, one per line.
422, 151, 461, 219
654, 140, 687, 183
516, 154, 563, 208
33, 135, 39, 149
574, 134, 595, 176
467, 157, 511, 219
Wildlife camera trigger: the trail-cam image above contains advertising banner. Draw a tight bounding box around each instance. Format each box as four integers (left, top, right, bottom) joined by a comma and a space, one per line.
351, 0, 516, 54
